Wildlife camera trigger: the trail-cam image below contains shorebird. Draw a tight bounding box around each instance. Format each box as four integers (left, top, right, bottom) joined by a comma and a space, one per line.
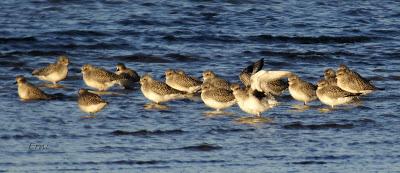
202, 70, 230, 90
77, 88, 108, 114
316, 80, 361, 108
240, 58, 288, 96
230, 83, 277, 117
140, 74, 187, 105
288, 75, 317, 105
81, 64, 122, 91
32, 55, 69, 87
336, 64, 377, 94
200, 82, 236, 112
115, 63, 140, 89
323, 68, 337, 86
165, 69, 202, 93
15, 75, 51, 100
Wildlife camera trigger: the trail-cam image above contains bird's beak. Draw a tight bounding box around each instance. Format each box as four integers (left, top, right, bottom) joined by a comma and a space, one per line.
320, 75, 324, 77
161, 74, 166, 78
14, 81, 17, 84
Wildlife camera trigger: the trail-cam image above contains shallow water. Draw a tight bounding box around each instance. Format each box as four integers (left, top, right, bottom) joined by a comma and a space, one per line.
1, 0, 400, 172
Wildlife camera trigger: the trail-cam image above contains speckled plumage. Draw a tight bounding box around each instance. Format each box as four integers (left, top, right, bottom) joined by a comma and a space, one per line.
316, 80, 360, 108
78, 89, 107, 114
165, 69, 202, 93
336, 65, 376, 94
140, 74, 186, 103
16, 75, 50, 100
288, 75, 317, 105
202, 70, 230, 90
115, 63, 140, 89
259, 79, 288, 96
201, 83, 235, 111
323, 68, 337, 86
82, 64, 122, 91
32, 55, 69, 84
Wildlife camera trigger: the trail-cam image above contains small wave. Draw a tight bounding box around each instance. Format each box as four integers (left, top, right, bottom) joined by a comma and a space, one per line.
291, 161, 327, 165
41, 159, 224, 166
180, 143, 222, 151
162, 34, 243, 43
118, 19, 168, 26
109, 54, 171, 63
249, 34, 373, 44
207, 128, 255, 134
283, 122, 354, 130
0, 36, 37, 44
111, 129, 184, 136
1, 133, 41, 140
259, 50, 356, 59
46, 30, 110, 37
0, 60, 25, 67
305, 155, 352, 160
165, 53, 203, 62
351, 118, 376, 125
46, 43, 129, 50
388, 75, 400, 80
4, 50, 66, 57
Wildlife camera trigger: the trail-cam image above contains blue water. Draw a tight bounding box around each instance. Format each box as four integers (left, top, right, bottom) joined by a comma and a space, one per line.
1, 0, 400, 172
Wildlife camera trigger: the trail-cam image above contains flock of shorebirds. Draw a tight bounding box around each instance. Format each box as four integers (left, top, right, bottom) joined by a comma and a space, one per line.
15, 56, 380, 120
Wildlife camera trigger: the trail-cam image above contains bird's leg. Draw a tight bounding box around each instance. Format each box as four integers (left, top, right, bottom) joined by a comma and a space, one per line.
144, 102, 169, 110
81, 113, 96, 119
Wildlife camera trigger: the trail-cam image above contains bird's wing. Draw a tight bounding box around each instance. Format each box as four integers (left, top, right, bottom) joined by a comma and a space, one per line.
32, 63, 57, 76
239, 58, 264, 87
91, 68, 122, 83
26, 84, 50, 99
263, 79, 288, 93
152, 81, 184, 95
176, 75, 202, 87
325, 86, 360, 98
239, 72, 251, 87
79, 93, 107, 106
251, 58, 264, 74
250, 70, 293, 91
206, 89, 235, 102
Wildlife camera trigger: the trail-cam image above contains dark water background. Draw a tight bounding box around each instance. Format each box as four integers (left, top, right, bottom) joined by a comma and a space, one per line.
1, 0, 400, 172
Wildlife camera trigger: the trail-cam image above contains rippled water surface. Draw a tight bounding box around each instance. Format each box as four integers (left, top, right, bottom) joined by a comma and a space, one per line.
1, 0, 400, 172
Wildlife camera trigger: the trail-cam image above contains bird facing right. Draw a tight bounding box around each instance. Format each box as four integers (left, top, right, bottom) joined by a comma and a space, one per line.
316, 80, 361, 108
32, 55, 69, 86
336, 64, 376, 94
77, 88, 108, 114
288, 75, 317, 105
81, 64, 122, 91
